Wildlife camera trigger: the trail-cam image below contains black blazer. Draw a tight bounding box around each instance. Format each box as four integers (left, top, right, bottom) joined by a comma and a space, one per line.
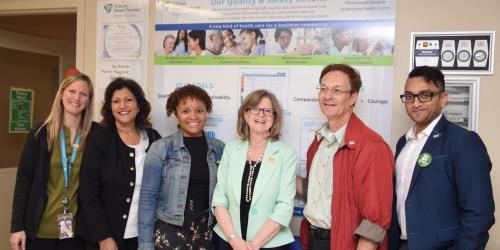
77, 126, 161, 244
10, 122, 100, 239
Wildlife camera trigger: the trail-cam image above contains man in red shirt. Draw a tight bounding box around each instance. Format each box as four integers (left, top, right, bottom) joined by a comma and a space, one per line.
297, 64, 394, 250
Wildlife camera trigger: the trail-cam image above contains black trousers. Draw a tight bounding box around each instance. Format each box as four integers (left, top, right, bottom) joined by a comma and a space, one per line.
83, 237, 137, 250
26, 236, 84, 250
216, 233, 291, 250
399, 240, 409, 250
308, 226, 331, 250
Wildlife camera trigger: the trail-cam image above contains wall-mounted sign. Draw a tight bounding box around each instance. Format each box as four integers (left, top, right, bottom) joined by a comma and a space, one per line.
9, 87, 34, 133
96, 0, 149, 105
410, 31, 495, 74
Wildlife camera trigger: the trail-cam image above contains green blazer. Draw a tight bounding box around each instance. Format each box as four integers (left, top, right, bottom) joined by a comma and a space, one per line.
212, 139, 297, 247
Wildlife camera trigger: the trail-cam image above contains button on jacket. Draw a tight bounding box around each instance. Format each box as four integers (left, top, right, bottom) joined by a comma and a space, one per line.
138, 129, 225, 250
77, 126, 161, 244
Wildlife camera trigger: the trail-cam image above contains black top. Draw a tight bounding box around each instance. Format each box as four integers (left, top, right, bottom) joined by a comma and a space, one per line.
183, 135, 210, 227
240, 160, 262, 240
10, 122, 100, 239
77, 126, 161, 245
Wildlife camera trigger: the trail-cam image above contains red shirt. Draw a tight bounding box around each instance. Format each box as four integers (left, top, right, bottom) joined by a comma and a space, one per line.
300, 113, 394, 250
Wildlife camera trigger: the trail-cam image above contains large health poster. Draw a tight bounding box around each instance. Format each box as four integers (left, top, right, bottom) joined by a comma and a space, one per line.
153, 0, 395, 240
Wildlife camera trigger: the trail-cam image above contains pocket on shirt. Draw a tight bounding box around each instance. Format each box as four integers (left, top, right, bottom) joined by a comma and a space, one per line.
438, 226, 458, 242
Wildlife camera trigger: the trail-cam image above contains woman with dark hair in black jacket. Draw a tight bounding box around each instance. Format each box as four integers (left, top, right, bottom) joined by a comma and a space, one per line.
78, 78, 160, 250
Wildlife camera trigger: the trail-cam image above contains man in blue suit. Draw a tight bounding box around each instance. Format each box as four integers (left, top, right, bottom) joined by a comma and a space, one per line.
388, 66, 494, 250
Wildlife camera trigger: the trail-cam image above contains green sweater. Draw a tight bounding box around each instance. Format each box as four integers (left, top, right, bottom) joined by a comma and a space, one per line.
37, 127, 84, 238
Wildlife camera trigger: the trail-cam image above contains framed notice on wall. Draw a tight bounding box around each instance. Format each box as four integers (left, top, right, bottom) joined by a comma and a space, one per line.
443, 77, 480, 131
410, 31, 495, 74
9, 87, 34, 133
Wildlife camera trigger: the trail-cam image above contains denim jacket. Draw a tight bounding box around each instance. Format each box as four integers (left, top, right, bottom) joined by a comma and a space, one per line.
138, 129, 225, 250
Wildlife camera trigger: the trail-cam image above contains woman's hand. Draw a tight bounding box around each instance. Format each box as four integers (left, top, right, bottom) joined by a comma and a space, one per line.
229, 236, 251, 250
99, 237, 118, 250
9, 231, 26, 250
247, 240, 260, 250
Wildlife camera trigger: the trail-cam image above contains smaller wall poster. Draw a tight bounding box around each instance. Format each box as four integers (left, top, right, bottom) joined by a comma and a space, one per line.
9, 87, 34, 133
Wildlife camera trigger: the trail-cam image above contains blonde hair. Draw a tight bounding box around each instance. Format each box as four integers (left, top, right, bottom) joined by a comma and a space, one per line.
37, 73, 94, 150
237, 89, 283, 140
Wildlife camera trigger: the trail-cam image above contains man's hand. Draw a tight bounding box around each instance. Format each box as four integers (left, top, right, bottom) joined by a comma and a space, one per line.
357, 236, 378, 250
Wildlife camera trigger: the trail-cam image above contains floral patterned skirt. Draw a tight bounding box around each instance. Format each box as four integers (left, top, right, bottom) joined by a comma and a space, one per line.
153, 201, 213, 250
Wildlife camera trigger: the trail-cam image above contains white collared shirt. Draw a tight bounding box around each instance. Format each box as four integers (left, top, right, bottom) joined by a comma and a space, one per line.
123, 130, 149, 239
304, 123, 347, 229
395, 114, 442, 239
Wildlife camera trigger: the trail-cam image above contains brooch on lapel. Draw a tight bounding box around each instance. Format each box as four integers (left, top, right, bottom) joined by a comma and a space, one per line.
268, 155, 277, 165
417, 152, 432, 168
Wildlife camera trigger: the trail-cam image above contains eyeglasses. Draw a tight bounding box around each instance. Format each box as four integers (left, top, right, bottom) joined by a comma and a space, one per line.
400, 91, 442, 103
319, 85, 352, 95
278, 35, 291, 41
246, 107, 275, 117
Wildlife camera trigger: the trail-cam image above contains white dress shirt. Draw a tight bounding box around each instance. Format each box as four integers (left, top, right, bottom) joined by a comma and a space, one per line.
124, 130, 149, 239
395, 114, 442, 239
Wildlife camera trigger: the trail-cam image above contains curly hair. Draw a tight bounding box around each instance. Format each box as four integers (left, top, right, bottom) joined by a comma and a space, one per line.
100, 78, 151, 129
166, 84, 213, 117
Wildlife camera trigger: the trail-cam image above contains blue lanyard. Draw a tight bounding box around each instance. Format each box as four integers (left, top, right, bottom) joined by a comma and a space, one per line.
60, 129, 81, 189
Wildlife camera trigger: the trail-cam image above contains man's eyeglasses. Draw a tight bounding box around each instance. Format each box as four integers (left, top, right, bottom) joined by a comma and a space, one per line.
319, 85, 352, 95
400, 91, 442, 103
246, 107, 275, 117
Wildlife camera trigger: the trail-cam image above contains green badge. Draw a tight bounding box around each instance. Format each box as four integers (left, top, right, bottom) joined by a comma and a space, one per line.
417, 153, 432, 168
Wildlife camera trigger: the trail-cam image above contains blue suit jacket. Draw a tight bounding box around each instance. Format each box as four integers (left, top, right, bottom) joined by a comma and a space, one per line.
388, 116, 494, 250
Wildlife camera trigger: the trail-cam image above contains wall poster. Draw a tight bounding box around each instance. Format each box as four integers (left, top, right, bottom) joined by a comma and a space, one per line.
153, 0, 395, 244
96, 0, 149, 103
9, 87, 34, 133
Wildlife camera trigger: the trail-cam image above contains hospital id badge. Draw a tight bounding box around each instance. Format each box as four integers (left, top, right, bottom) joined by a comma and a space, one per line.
57, 212, 74, 239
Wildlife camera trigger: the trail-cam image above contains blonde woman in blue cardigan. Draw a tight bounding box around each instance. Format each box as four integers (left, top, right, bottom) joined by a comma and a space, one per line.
212, 90, 297, 250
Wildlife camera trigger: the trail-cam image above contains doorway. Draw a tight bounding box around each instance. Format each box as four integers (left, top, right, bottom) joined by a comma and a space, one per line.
0, 13, 77, 250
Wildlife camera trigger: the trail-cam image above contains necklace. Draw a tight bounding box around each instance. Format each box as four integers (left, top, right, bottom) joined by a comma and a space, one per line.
245, 144, 265, 203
